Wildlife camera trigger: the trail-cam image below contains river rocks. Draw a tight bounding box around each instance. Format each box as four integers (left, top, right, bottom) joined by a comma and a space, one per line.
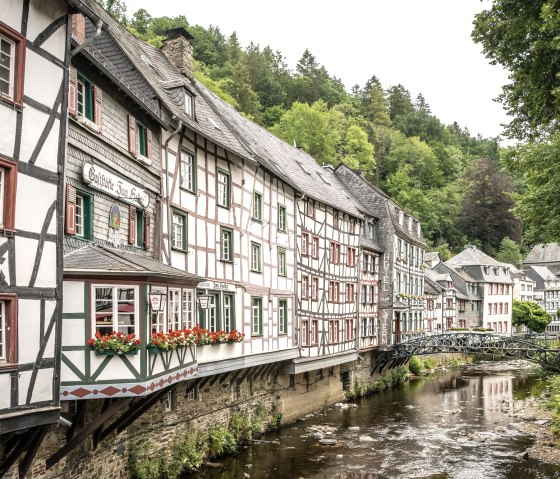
336, 454, 343, 460
335, 402, 349, 409
313, 432, 324, 439
347, 426, 360, 432
319, 438, 337, 446
359, 435, 375, 443
534, 419, 550, 426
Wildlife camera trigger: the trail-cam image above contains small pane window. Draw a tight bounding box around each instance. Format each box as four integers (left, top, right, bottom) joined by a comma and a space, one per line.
251, 242, 261, 272
0, 300, 5, 360
168, 288, 181, 331
137, 122, 148, 156
251, 297, 262, 336
220, 227, 233, 262
172, 212, 187, 250
94, 286, 137, 336
74, 192, 92, 239
77, 75, 94, 121
278, 248, 287, 276
180, 150, 196, 192
185, 91, 194, 116
224, 294, 234, 332
278, 299, 288, 334
217, 170, 230, 208
182, 290, 194, 329
278, 204, 287, 232
136, 209, 144, 248
253, 191, 263, 221
0, 36, 14, 99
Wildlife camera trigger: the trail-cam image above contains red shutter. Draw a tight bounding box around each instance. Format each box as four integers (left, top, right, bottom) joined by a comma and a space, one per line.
93, 85, 102, 130
144, 212, 151, 249
128, 205, 136, 245
146, 128, 152, 159
68, 66, 77, 116
65, 184, 76, 235
128, 114, 137, 155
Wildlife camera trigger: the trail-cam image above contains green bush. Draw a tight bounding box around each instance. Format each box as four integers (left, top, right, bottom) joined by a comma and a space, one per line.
408, 356, 424, 375
207, 425, 237, 458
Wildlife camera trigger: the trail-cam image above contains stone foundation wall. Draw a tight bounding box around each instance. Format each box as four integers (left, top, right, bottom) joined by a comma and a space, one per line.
1, 364, 348, 479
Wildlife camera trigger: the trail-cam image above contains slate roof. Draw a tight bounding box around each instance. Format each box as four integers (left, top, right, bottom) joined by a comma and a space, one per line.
424, 274, 444, 295
195, 84, 363, 218
526, 265, 556, 281
424, 252, 440, 264
432, 262, 482, 301
64, 242, 201, 282
445, 245, 506, 268
524, 243, 560, 265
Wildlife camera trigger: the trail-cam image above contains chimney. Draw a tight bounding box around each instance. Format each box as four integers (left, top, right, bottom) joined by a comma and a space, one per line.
161, 27, 195, 80
72, 13, 86, 44
465, 244, 476, 250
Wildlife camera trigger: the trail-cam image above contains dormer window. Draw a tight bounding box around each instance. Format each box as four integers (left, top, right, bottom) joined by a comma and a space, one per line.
185, 91, 194, 117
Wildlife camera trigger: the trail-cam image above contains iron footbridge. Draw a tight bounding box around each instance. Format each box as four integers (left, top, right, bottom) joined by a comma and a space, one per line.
373, 333, 560, 373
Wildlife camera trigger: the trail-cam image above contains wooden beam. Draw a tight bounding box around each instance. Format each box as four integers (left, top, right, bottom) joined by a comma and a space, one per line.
99, 386, 172, 442
46, 399, 127, 469
207, 373, 222, 389
66, 400, 85, 442
18, 426, 47, 478
219, 371, 231, 385
197, 375, 213, 391
0, 428, 36, 477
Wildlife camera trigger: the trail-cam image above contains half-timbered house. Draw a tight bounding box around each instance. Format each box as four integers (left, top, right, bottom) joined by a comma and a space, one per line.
334, 164, 426, 345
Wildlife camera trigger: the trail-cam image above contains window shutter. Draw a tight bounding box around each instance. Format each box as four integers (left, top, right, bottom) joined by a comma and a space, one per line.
93, 85, 102, 130
65, 185, 76, 235
146, 128, 152, 159
68, 66, 77, 116
128, 205, 136, 245
144, 212, 151, 249
128, 114, 137, 155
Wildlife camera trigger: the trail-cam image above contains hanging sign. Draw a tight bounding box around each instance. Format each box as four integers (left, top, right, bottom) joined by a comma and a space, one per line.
83, 162, 150, 207
109, 204, 121, 230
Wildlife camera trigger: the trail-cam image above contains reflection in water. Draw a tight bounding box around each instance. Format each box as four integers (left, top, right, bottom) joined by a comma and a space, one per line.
191, 362, 560, 479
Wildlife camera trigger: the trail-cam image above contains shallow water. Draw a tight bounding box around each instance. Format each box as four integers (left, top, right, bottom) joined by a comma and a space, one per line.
191, 360, 560, 478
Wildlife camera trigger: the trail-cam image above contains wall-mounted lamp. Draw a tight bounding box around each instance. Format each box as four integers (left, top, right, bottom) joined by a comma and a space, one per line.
198, 294, 214, 309
148, 292, 167, 312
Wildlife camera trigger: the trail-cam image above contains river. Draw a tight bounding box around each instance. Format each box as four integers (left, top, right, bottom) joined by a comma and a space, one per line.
192, 360, 560, 479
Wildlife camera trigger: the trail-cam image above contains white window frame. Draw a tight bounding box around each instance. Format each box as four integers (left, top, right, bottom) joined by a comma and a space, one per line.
217, 170, 230, 208
92, 285, 139, 335
168, 288, 181, 330
251, 297, 262, 336
278, 204, 287, 232
252, 191, 263, 221
220, 228, 233, 262
278, 299, 288, 334
180, 150, 195, 192
0, 35, 15, 100
250, 242, 261, 272
75, 194, 84, 237
224, 294, 233, 332
172, 212, 186, 250
278, 248, 287, 276
185, 91, 194, 117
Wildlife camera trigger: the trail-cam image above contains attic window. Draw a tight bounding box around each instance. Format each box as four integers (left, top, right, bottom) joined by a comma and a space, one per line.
207, 117, 220, 130
185, 91, 194, 117
296, 160, 311, 175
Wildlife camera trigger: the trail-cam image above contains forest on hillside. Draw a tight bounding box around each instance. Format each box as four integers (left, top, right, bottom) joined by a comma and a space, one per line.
97, 0, 527, 264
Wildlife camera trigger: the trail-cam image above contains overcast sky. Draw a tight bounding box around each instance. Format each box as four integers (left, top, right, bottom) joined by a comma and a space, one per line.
124, 0, 509, 140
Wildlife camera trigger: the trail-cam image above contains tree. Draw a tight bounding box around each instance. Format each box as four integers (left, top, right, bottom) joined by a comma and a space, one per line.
97, 0, 127, 24
495, 237, 523, 265
472, 1, 560, 140
387, 84, 414, 122
457, 158, 521, 255
340, 125, 376, 179
512, 300, 551, 333
270, 100, 342, 165
356, 75, 392, 128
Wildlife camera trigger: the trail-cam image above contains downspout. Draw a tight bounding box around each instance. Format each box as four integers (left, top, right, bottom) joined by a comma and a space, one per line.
71, 19, 103, 57
294, 192, 305, 353
164, 119, 183, 265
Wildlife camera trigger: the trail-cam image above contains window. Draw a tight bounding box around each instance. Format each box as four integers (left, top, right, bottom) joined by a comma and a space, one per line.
77, 75, 94, 121
93, 286, 137, 336
505, 303, 509, 314
278, 248, 287, 276
135, 209, 144, 248
369, 286, 375, 304
220, 227, 233, 262
183, 290, 195, 329
328, 281, 340, 302
494, 303, 498, 314
301, 320, 309, 346
0, 168, 4, 228
252, 191, 263, 221
172, 211, 187, 250
347, 248, 356, 267
165, 390, 177, 412
307, 198, 316, 218
346, 319, 354, 340
223, 294, 234, 331
312, 237, 319, 258
185, 91, 194, 116
217, 170, 230, 208
0, 296, 16, 364
278, 299, 288, 334
73, 191, 92, 239
350, 218, 356, 233
328, 320, 339, 343
333, 211, 339, 229
278, 204, 287, 232
310, 320, 319, 345
180, 150, 196, 192
370, 255, 377, 273
330, 242, 340, 264
362, 285, 368, 304
136, 122, 148, 157
168, 288, 182, 331
346, 283, 355, 303
0, 25, 24, 105
363, 254, 369, 272
361, 318, 368, 338
311, 277, 319, 300
301, 232, 309, 256
250, 242, 262, 272
301, 276, 309, 299
251, 297, 262, 336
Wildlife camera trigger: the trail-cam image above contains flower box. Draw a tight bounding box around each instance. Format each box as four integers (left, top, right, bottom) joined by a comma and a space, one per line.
95, 349, 138, 356
196, 342, 243, 363
147, 346, 161, 355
